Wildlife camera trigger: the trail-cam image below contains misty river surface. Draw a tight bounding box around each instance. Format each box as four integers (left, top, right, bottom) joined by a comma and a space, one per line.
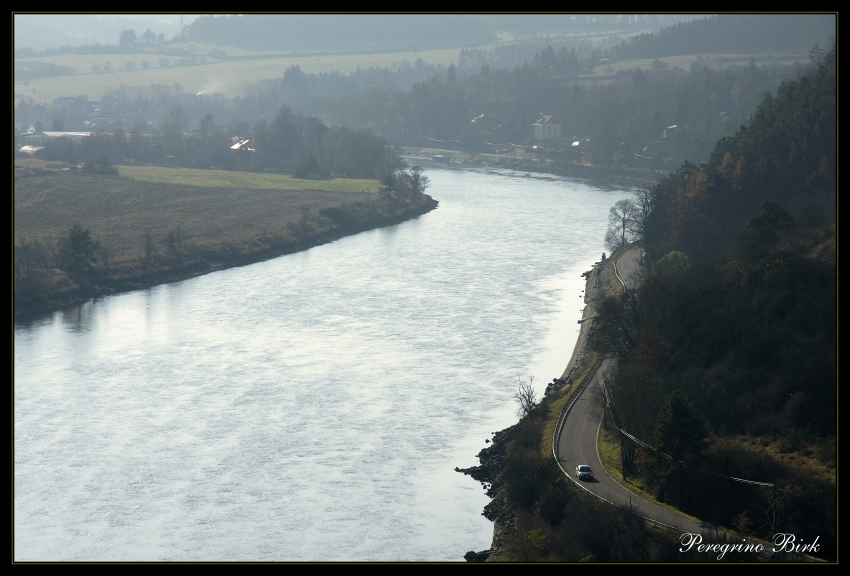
14, 165, 631, 561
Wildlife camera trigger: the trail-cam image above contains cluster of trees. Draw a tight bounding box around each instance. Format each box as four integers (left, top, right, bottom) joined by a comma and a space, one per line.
117, 28, 167, 52
636, 45, 835, 262
14, 223, 103, 298
588, 45, 835, 558
38, 104, 401, 182
15, 27, 168, 59
295, 46, 807, 169
458, 39, 594, 76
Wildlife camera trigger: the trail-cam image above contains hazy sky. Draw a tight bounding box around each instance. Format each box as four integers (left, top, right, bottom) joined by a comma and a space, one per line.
14, 14, 201, 51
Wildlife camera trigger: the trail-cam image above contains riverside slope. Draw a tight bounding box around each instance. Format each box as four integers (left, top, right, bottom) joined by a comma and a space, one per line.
554, 246, 712, 535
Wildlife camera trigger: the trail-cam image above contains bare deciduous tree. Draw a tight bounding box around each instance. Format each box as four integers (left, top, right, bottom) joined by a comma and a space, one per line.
515, 375, 537, 419
605, 199, 636, 252
143, 228, 158, 269
165, 225, 186, 265
99, 244, 112, 274
299, 206, 311, 233
754, 483, 798, 537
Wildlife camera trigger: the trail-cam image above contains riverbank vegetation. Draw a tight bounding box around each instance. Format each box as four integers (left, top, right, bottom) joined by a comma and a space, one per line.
589, 46, 835, 559
14, 159, 436, 317
458, 387, 760, 562
459, 44, 834, 563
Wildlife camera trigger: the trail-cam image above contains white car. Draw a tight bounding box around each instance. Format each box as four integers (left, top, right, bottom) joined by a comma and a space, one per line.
575, 465, 594, 480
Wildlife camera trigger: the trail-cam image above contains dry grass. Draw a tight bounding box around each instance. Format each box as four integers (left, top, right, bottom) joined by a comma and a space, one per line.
14, 161, 377, 271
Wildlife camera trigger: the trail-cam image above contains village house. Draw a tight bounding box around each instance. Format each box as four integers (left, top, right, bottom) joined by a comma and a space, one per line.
533, 115, 561, 141
17, 130, 93, 148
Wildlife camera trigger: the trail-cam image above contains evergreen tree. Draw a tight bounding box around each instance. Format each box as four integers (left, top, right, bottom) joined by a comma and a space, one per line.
654, 390, 708, 462
62, 223, 100, 277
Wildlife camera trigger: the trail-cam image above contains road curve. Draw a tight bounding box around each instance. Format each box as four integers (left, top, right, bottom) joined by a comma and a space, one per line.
555, 246, 713, 535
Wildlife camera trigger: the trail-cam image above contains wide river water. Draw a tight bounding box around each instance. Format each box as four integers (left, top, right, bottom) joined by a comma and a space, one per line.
14, 165, 632, 561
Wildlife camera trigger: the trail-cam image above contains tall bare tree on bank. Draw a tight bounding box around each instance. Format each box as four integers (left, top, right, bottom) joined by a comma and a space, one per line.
165, 226, 186, 265
142, 228, 157, 269
605, 199, 636, 252
515, 376, 537, 418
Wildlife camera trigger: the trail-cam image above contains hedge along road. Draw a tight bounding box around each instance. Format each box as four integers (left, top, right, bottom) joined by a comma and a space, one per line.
555, 246, 715, 537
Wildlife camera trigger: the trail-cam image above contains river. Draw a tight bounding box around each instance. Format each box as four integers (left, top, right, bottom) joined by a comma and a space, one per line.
14, 165, 632, 561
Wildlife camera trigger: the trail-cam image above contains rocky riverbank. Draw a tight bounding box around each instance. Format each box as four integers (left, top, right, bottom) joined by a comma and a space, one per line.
458, 255, 614, 562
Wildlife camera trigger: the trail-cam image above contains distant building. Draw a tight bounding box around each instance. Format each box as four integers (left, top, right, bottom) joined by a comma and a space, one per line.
533, 115, 561, 141
18, 145, 46, 158
230, 137, 254, 152
17, 131, 92, 147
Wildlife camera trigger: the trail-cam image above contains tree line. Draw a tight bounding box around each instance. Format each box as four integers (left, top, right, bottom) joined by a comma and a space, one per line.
594, 15, 833, 65
15, 159, 433, 312
296, 44, 814, 169
38, 104, 402, 182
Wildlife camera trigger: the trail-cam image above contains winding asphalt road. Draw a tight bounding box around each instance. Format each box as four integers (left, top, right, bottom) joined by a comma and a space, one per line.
551, 248, 815, 562
555, 246, 714, 535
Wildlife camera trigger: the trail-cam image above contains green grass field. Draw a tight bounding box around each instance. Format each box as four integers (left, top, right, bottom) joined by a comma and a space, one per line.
117, 165, 382, 193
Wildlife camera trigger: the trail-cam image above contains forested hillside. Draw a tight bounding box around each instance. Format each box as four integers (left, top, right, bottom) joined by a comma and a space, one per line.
592, 45, 836, 558
597, 15, 833, 63
459, 43, 835, 564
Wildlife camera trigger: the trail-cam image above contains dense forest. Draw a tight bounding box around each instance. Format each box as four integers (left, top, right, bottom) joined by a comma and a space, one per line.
592, 45, 836, 557
595, 15, 834, 64
460, 43, 835, 563
295, 54, 790, 168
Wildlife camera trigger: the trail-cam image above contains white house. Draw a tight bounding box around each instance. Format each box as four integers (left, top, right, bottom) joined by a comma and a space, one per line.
17, 131, 93, 147
533, 115, 561, 141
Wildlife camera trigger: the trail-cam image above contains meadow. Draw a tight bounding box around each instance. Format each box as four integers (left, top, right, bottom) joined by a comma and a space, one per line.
15, 159, 383, 272
117, 165, 382, 193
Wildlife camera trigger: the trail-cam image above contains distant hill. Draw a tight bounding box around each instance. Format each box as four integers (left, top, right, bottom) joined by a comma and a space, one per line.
181, 14, 699, 54
607, 14, 835, 61
183, 15, 497, 53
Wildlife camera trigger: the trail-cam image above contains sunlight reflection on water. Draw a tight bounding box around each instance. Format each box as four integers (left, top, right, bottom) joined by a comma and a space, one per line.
15, 165, 631, 561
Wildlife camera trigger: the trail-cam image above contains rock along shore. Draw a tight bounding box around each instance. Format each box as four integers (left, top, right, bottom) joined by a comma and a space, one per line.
458, 255, 615, 561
